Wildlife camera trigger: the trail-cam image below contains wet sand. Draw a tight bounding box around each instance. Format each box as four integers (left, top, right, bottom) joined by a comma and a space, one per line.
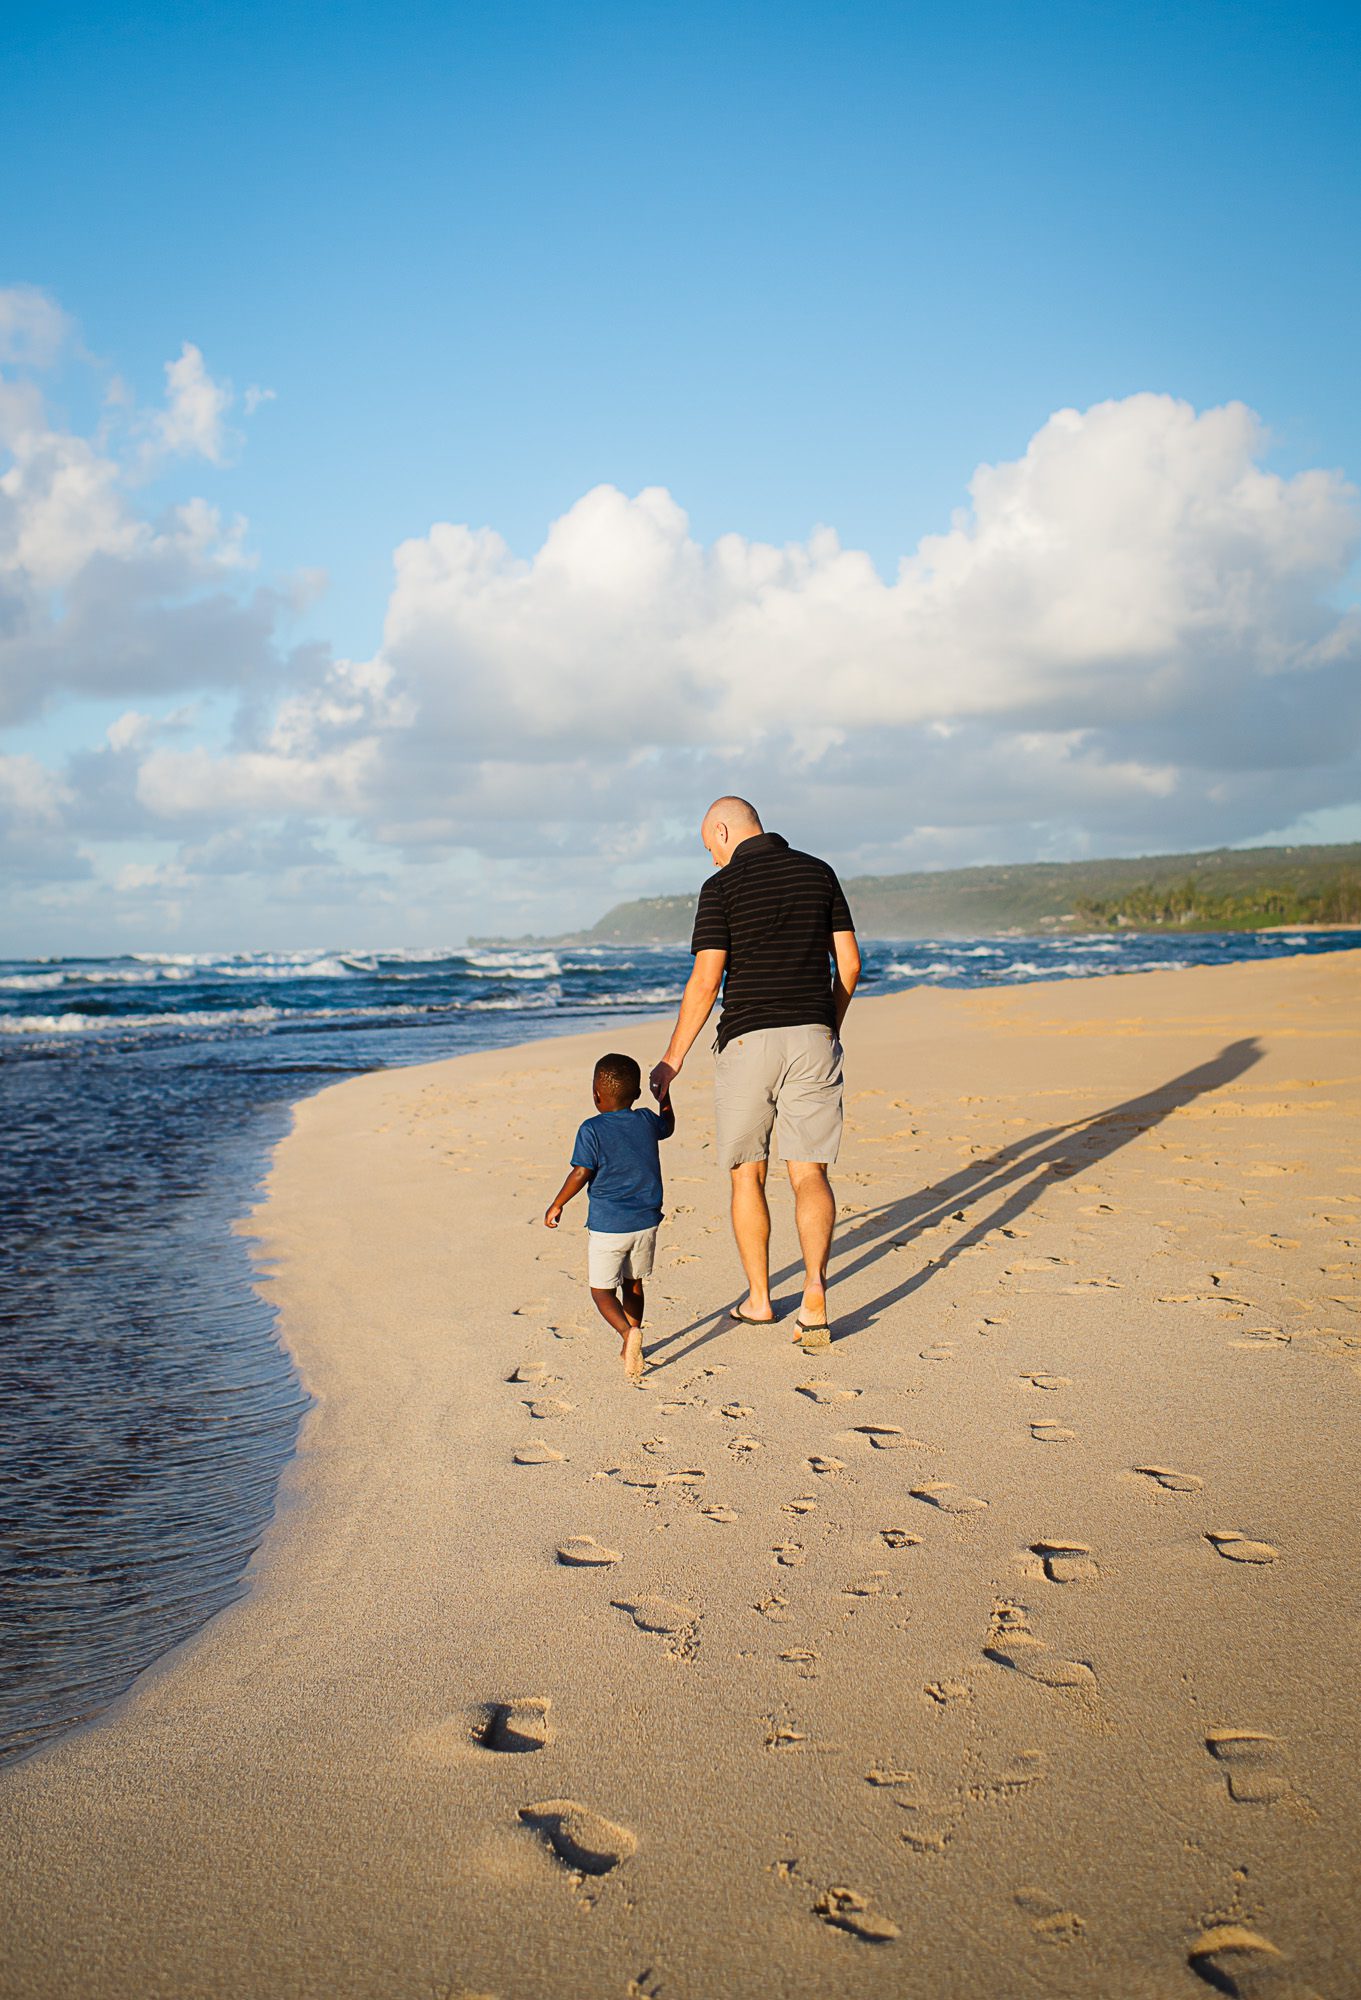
2, 950, 1358, 2000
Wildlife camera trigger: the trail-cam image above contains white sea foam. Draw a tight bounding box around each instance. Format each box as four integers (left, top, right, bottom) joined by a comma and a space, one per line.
464, 993, 560, 1011
0, 972, 69, 992
0, 965, 193, 990
209, 957, 354, 980
463, 950, 562, 976
1, 1005, 284, 1036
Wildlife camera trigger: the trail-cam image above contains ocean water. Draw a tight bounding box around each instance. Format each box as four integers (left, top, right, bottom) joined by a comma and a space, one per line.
2, 927, 1357, 1767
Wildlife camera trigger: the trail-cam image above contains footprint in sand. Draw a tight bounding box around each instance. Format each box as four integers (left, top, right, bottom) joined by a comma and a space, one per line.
519, 1799, 636, 1876
985, 1604, 1096, 1690
808, 1455, 844, 1477
700, 1503, 738, 1524
1188, 1924, 1321, 1998
1031, 1540, 1099, 1584
507, 1361, 554, 1385
613, 1596, 700, 1656
880, 1528, 922, 1550
779, 1647, 820, 1678
1021, 1373, 1072, 1391
797, 1381, 861, 1405
920, 1343, 954, 1361
728, 1434, 762, 1456
1135, 1464, 1203, 1492
854, 1425, 914, 1451
720, 1403, 753, 1420
1207, 1530, 1279, 1565
764, 1717, 809, 1750
1013, 1887, 1086, 1944
813, 1887, 900, 1943
483, 1697, 553, 1752
782, 1495, 817, 1516
514, 1442, 565, 1466
610, 1463, 659, 1489
755, 1592, 793, 1624
843, 1572, 889, 1598
773, 1541, 806, 1568
912, 1482, 988, 1514
925, 1679, 970, 1706
1206, 1729, 1290, 1804
1030, 1421, 1077, 1444
972, 1750, 1046, 1801
556, 1536, 621, 1568
526, 1397, 574, 1421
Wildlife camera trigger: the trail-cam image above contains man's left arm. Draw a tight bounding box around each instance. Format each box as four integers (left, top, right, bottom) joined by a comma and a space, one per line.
832, 929, 861, 1034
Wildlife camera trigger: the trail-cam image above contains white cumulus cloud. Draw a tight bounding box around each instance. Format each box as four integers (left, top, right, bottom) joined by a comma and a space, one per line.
150, 342, 236, 465
161, 393, 1356, 882
0, 285, 72, 368
3, 330, 1360, 947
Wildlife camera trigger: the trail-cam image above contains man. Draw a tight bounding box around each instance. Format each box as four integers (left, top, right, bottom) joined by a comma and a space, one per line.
649, 797, 861, 1346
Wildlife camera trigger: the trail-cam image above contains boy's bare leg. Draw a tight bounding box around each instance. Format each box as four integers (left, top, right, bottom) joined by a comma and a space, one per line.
591, 1283, 645, 1379
786, 1160, 835, 1330
591, 1284, 631, 1335
621, 1278, 645, 1380
729, 1159, 774, 1320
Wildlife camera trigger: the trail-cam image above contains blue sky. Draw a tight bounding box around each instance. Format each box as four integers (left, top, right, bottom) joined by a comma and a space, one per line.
2, 0, 1359, 949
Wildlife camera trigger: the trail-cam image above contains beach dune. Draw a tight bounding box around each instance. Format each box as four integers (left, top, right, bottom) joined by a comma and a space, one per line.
2, 951, 1358, 1999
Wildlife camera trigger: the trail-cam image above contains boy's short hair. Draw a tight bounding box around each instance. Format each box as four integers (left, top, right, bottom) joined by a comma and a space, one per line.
594, 1052, 641, 1099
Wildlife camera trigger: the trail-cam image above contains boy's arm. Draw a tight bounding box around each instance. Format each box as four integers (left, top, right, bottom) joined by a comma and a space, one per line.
545, 1165, 590, 1227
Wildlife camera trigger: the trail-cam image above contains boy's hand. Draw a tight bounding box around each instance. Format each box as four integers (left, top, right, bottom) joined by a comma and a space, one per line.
544, 1203, 563, 1229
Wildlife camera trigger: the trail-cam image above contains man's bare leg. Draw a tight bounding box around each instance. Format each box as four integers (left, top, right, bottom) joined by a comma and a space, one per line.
787, 1160, 835, 1332
729, 1158, 775, 1320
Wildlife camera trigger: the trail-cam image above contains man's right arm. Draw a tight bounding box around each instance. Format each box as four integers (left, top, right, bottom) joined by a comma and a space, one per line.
649, 949, 726, 1100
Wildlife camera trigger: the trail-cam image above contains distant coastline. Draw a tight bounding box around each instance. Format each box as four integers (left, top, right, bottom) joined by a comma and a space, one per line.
472, 838, 1361, 949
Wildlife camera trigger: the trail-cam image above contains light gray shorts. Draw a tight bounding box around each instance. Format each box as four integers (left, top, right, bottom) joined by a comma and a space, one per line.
714, 1024, 844, 1171
587, 1224, 658, 1289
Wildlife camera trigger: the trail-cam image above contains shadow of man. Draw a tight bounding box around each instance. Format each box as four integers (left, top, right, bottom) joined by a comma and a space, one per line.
646, 1037, 1263, 1369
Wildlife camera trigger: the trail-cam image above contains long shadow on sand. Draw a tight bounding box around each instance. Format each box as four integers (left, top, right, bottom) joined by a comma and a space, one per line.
645, 1037, 1263, 1373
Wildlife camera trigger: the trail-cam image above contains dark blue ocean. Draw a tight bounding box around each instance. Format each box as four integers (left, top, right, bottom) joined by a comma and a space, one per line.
2, 928, 1357, 1766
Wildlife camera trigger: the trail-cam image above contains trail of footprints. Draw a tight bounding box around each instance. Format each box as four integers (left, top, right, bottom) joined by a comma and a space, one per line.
480, 1306, 1299, 1963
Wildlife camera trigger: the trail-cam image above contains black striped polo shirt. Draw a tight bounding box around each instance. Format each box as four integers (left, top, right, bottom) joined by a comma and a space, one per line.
690, 832, 855, 1051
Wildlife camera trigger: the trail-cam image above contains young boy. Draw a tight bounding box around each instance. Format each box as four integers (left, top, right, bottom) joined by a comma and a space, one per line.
544, 1052, 675, 1380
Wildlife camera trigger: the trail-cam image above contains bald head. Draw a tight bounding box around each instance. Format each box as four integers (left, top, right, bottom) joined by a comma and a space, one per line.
701, 796, 763, 867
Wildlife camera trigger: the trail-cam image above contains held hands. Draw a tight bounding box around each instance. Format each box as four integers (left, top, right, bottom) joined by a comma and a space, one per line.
649, 1059, 678, 1102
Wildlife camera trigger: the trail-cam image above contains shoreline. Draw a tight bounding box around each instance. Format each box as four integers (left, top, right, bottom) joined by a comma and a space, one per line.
2, 952, 1358, 1999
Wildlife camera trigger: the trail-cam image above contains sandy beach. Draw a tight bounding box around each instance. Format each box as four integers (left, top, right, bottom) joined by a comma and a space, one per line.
2, 949, 1358, 2000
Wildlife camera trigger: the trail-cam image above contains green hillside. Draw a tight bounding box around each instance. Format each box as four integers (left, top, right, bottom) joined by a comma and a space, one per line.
511, 843, 1361, 944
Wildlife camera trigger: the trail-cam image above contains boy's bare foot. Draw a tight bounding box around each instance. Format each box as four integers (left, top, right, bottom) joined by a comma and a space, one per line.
622, 1326, 644, 1380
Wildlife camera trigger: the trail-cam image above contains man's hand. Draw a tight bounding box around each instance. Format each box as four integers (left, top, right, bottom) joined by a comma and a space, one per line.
544, 1203, 563, 1229
649, 1059, 678, 1102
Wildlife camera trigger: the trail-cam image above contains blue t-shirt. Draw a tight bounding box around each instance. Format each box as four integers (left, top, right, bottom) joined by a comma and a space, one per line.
571, 1107, 668, 1231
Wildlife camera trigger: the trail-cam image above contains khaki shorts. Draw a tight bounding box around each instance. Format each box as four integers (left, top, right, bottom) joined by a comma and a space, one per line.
587, 1225, 658, 1289
714, 1024, 844, 1170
